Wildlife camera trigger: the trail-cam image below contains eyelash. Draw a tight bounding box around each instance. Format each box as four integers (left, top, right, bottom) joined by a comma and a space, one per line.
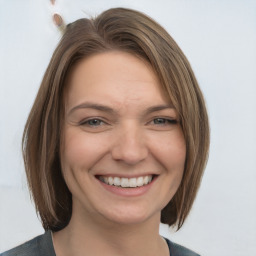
79, 118, 107, 127
150, 117, 177, 126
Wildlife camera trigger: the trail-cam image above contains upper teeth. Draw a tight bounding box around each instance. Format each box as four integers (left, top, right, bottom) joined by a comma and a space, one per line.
99, 175, 153, 188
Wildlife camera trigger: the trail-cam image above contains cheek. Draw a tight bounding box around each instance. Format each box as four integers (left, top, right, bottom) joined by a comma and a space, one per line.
61, 128, 107, 170
150, 130, 186, 170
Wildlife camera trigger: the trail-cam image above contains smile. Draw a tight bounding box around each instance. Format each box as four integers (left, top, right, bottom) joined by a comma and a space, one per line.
98, 175, 154, 188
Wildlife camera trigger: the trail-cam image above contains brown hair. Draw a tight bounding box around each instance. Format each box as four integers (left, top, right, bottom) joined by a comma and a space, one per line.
22, 7, 209, 231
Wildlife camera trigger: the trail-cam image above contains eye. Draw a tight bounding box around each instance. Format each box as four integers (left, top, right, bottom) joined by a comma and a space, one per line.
80, 118, 106, 127
78, 117, 112, 133
152, 118, 177, 125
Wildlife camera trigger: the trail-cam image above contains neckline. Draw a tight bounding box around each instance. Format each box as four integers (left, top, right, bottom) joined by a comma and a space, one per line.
47, 231, 171, 256
163, 236, 172, 253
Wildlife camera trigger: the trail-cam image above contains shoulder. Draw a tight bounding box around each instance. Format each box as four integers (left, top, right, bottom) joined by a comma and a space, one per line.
164, 238, 200, 256
0, 231, 55, 256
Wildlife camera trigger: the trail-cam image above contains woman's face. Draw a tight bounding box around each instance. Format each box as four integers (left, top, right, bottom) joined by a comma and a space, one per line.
61, 51, 186, 226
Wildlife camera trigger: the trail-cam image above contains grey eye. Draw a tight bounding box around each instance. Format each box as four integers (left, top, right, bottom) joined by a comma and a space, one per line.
80, 119, 105, 127
87, 119, 103, 126
153, 118, 177, 125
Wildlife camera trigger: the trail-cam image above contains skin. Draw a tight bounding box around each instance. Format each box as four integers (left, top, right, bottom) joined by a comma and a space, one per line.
53, 51, 186, 256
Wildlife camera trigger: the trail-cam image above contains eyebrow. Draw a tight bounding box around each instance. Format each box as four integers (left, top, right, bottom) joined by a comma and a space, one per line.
68, 102, 116, 116
143, 104, 175, 115
68, 102, 175, 116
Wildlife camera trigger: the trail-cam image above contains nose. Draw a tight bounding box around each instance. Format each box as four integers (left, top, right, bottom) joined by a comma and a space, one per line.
111, 124, 148, 165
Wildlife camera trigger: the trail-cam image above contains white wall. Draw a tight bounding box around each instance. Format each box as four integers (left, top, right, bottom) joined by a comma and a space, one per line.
1, 0, 256, 255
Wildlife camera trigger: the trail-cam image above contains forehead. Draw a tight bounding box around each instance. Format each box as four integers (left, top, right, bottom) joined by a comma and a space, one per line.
64, 51, 171, 110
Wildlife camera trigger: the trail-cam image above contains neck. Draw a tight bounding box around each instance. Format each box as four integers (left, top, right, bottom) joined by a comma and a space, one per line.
53, 210, 169, 256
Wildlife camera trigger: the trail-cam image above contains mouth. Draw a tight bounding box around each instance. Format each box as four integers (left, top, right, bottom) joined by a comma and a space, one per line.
96, 175, 157, 188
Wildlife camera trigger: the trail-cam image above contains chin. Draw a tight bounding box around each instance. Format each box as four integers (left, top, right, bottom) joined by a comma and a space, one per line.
99, 206, 160, 226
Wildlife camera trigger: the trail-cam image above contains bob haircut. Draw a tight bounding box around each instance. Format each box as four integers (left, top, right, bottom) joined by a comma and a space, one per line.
22, 7, 209, 232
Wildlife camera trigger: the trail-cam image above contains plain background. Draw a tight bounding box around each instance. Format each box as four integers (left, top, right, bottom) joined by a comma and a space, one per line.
0, 0, 256, 255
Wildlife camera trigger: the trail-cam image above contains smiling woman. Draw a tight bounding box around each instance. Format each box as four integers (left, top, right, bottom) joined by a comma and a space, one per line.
0, 7, 209, 256
60, 51, 186, 230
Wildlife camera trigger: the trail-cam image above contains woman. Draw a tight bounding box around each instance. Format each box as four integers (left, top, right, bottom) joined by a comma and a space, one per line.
1, 7, 209, 256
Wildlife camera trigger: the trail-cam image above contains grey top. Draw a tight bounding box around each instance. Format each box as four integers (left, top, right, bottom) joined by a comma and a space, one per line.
0, 231, 200, 256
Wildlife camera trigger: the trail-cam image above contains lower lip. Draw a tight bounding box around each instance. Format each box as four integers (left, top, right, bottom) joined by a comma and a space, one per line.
96, 177, 157, 197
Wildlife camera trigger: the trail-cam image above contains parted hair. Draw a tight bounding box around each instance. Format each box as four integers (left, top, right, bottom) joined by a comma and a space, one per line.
22, 7, 209, 232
